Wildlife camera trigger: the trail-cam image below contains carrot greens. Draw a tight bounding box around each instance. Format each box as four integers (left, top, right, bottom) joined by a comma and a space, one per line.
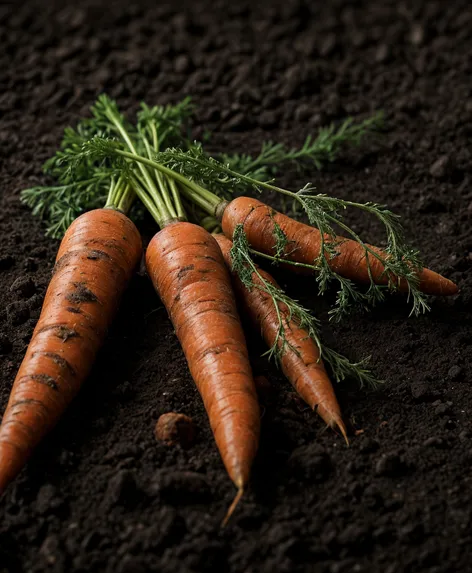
220, 111, 384, 179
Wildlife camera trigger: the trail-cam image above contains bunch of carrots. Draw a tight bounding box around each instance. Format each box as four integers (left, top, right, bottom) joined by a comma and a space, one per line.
0, 96, 457, 523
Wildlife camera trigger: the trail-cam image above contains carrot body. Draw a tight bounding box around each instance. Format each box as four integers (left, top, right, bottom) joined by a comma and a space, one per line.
0, 209, 142, 495
145, 222, 260, 491
214, 234, 346, 437
221, 196, 458, 296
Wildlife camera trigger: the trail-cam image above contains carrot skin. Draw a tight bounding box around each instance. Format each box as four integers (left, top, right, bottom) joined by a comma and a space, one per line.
0, 209, 142, 495
145, 222, 260, 489
221, 196, 458, 296
214, 234, 346, 436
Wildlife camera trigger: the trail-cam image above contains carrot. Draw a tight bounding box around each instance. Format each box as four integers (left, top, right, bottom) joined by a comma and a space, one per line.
145, 222, 260, 522
221, 196, 458, 296
214, 233, 347, 441
0, 208, 142, 495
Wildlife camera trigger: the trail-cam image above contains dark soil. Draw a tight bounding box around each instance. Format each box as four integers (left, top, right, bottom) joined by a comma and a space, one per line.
1, 0, 472, 571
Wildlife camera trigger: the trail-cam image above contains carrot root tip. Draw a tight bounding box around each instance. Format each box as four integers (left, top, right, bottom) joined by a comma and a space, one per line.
328, 414, 349, 446
221, 486, 244, 527
337, 420, 350, 447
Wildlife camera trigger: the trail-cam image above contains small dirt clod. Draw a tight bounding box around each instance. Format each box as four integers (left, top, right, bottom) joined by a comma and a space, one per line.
155, 413, 196, 449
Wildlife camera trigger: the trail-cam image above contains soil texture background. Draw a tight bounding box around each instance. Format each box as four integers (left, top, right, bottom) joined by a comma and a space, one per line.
1, 0, 472, 571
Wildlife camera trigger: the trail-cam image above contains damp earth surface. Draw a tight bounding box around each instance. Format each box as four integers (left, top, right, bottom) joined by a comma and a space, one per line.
0, 1, 471, 572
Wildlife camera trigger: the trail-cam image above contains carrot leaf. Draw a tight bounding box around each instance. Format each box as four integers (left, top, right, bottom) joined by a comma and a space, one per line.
219, 111, 384, 179
21, 174, 111, 238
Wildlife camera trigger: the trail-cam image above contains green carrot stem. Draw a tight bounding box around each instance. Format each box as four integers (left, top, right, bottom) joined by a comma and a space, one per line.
156, 171, 177, 219
169, 179, 186, 220
105, 109, 174, 222
178, 183, 218, 216
117, 188, 135, 213
113, 149, 221, 213
129, 175, 165, 226
105, 177, 134, 215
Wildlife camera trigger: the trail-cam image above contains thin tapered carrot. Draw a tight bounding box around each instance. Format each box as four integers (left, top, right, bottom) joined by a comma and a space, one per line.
145, 222, 260, 521
0, 209, 142, 495
221, 197, 458, 296
214, 233, 347, 441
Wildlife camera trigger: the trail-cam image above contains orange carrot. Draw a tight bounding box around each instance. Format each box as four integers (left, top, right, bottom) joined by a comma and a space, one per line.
145, 222, 260, 521
221, 197, 458, 296
0, 209, 142, 495
215, 233, 347, 440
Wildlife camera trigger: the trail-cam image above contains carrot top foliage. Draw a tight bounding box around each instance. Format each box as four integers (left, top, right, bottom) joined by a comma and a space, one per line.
20, 94, 436, 385
219, 112, 384, 180
21, 96, 194, 236
21, 95, 381, 236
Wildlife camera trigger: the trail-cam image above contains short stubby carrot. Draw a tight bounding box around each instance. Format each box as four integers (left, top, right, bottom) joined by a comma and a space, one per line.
145, 222, 260, 512
221, 196, 458, 296
215, 234, 347, 440
0, 208, 142, 495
